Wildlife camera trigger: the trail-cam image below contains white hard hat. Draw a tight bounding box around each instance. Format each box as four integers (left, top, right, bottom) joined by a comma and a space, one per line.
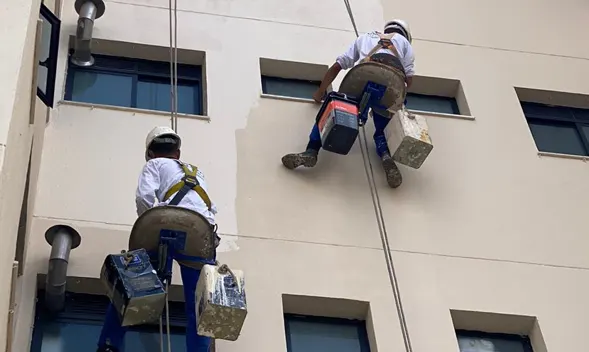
385, 19, 412, 43
145, 126, 181, 161
145, 126, 181, 149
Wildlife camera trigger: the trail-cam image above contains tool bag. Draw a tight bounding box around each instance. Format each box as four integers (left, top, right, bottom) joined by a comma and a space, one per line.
196, 263, 248, 341
315, 91, 360, 155
100, 248, 166, 326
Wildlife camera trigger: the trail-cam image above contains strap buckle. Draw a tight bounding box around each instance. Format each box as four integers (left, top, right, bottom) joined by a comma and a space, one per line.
183, 175, 199, 187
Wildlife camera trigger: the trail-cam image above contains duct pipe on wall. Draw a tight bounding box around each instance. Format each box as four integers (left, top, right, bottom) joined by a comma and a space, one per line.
70, 0, 106, 67
44, 225, 81, 312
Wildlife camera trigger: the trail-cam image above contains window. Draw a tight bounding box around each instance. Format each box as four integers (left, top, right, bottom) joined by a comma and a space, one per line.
521, 101, 589, 156
284, 314, 370, 352
31, 291, 188, 352
37, 3, 61, 108
406, 93, 460, 115
261, 76, 320, 100
456, 330, 533, 352
65, 55, 203, 115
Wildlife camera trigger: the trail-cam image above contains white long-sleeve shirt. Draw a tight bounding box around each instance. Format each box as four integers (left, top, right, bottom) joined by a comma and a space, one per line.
336, 31, 415, 77
135, 158, 217, 225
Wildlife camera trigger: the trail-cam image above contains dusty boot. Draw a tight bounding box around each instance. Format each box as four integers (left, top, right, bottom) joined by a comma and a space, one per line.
381, 153, 402, 188
281, 149, 318, 170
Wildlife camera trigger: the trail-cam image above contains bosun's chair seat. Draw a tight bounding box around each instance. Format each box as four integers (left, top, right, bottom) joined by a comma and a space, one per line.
128, 206, 217, 269
339, 61, 407, 113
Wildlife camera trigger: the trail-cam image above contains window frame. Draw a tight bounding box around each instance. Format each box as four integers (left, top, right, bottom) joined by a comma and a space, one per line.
521, 101, 589, 156
64, 54, 204, 115
38, 3, 61, 108
405, 92, 461, 115
30, 290, 187, 352
284, 313, 371, 352
456, 329, 534, 352
261, 75, 321, 100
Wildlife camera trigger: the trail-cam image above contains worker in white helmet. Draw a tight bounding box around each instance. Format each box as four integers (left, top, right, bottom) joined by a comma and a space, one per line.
97, 126, 218, 352
281, 19, 415, 188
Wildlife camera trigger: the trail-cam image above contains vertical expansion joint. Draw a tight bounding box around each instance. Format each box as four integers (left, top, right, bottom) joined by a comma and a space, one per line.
44, 225, 82, 312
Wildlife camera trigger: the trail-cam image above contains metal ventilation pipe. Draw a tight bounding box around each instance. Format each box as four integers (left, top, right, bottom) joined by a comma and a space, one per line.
71, 0, 106, 67
44, 225, 82, 312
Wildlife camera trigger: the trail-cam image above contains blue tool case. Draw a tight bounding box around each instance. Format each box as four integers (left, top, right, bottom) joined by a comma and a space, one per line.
100, 248, 167, 326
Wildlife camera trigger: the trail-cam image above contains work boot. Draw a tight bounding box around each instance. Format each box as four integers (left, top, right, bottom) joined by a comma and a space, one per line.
281, 149, 318, 170
381, 152, 402, 188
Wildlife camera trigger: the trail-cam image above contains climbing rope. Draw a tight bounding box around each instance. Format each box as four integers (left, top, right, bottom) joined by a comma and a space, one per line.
342, 2, 414, 352
159, 0, 179, 350
169, 0, 179, 133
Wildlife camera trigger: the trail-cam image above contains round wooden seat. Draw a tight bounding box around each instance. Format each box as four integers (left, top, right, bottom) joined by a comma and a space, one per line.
339, 60, 407, 113
128, 206, 218, 269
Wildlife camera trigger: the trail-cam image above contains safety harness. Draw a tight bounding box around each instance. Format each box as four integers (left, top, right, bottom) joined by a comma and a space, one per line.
164, 160, 212, 210
361, 32, 401, 64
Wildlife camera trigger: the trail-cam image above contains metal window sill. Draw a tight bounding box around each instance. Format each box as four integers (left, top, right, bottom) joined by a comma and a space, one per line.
260, 93, 316, 104
537, 151, 589, 162
259, 95, 476, 122
57, 100, 211, 122
407, 109, 475, 121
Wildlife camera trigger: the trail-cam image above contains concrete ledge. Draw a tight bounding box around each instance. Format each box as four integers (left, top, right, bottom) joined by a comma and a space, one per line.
282, 293, 369, 320
58, 100, 211, 122
259, 95, 477, 123
537, 151, 588, 162
260, 93, 316, 104
408, 109, 475, 121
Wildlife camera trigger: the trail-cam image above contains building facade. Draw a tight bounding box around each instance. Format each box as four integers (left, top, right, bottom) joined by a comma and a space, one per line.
1, 0, 588, 351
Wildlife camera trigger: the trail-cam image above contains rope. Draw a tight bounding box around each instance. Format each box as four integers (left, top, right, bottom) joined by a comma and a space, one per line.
168, 0, 179, 132
342, 1, 414, 352
165, 281, 173, 352
343, 0, 359, 37
158, 279, 173, 352
159, 316, 164, 351
162, 1, 179, 347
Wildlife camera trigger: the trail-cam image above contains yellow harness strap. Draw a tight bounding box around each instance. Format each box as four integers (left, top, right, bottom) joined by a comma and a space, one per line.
164, 161, 212, 210
361, 32, 400, 64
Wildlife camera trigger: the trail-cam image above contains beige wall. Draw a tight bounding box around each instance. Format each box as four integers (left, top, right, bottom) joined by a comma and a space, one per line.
7, 0, 589, 351
0, 0, 43, 349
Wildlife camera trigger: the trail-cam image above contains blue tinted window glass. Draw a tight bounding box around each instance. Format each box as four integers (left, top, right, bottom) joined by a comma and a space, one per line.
35, 321, 185, 352
572, 108, 589, 121
528, 120, 587, 156
262, 76, 320, 100
406, 93, 459, 114
521, 102, 573, 120
70, 71, 133, 107
456, 331, 530, 352
286, 317, 368, 352
582, 125, 589, 142
137, 80, 198, 115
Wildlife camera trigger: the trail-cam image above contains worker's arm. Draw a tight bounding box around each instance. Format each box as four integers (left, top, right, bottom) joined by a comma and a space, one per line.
312, 63, 342, 103
403, 42, 416, 89
312, 36, 362, 103
196, 169, 218, 215
135, 161, 161, 217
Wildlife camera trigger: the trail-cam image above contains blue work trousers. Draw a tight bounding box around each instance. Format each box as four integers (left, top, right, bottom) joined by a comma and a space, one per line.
98, 265, 211, 351
307, 109, 391, 157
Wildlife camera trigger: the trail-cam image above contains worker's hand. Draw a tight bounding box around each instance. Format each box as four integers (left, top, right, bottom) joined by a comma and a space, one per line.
312, 90, 325, 104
